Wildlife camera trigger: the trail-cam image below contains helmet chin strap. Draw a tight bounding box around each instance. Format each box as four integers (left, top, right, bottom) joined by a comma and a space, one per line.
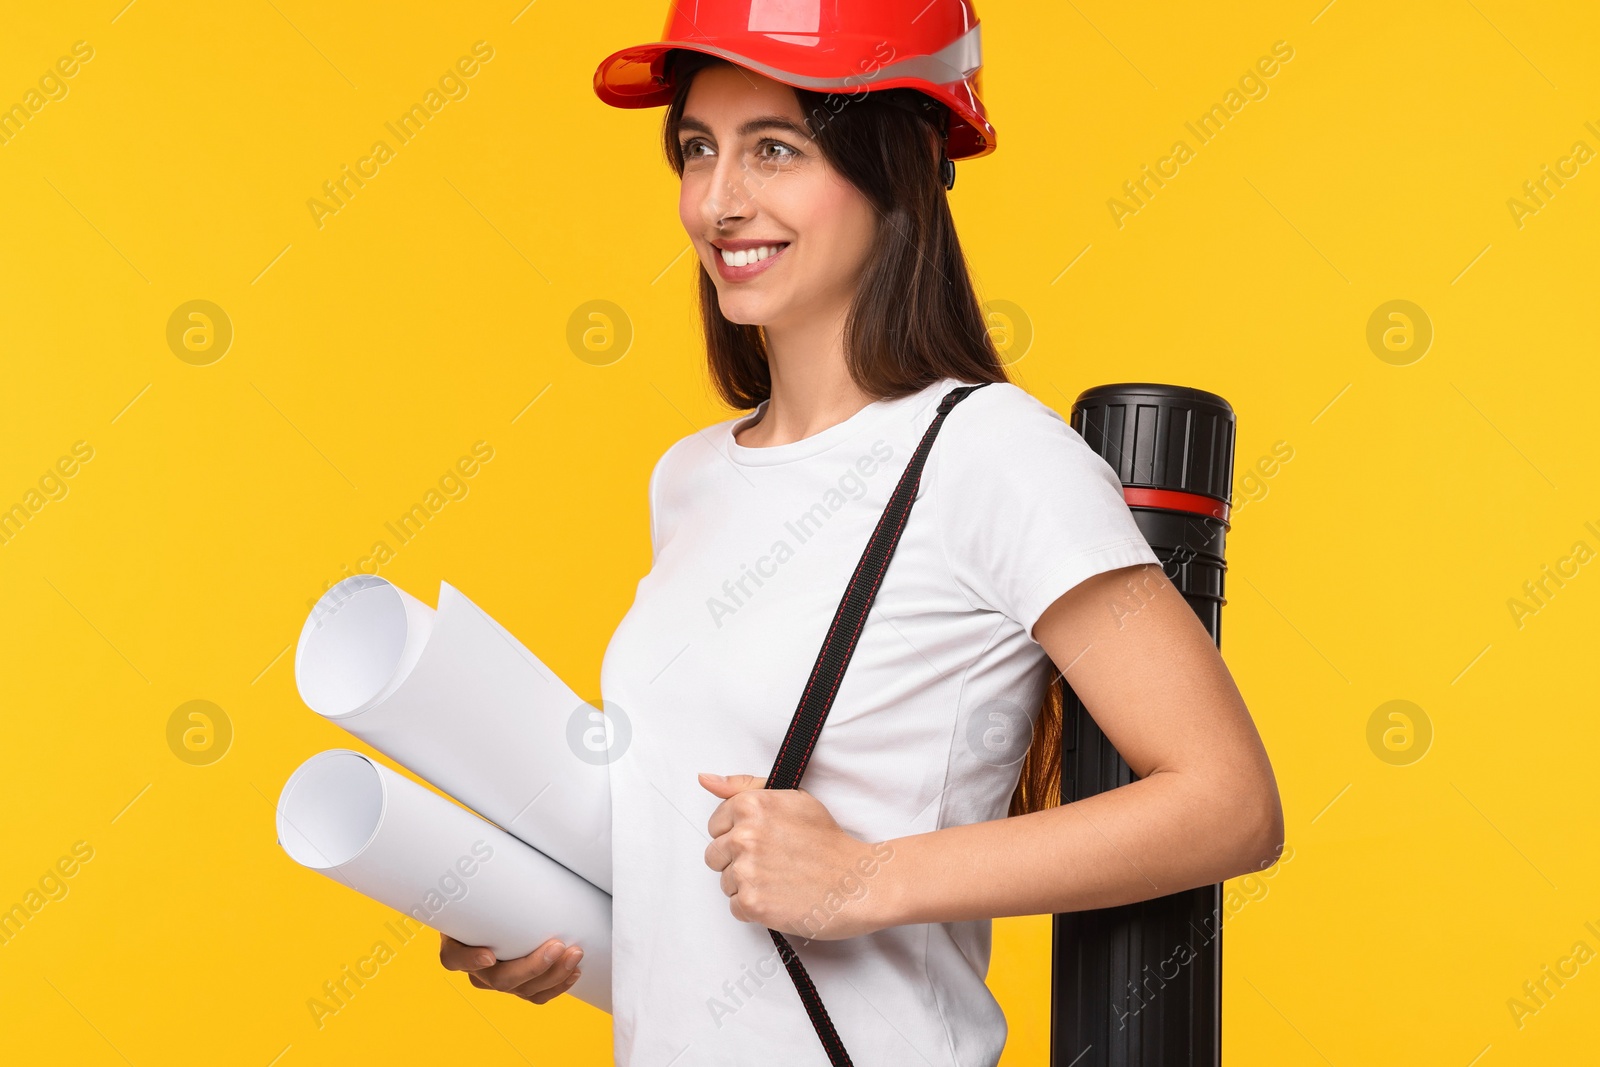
875, 89, 957, 190
935, 102, 955, 190
936, 96, 956, 189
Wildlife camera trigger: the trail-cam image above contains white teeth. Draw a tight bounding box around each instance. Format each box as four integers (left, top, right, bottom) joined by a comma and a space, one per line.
720, 243, 786, 267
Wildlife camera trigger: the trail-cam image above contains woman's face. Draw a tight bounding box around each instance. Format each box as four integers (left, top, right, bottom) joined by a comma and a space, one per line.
676, 63, 878, 331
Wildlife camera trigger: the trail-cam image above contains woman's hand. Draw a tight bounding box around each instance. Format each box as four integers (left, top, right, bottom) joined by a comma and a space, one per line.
699, 771, 895, 942
438, 933, 584, 1005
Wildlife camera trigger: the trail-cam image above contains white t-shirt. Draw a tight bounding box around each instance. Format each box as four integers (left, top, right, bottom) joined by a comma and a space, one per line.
600, 376, 1161, 1066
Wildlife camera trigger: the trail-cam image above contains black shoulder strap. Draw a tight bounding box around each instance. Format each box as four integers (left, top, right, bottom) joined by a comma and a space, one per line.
762, 381, 992, 1066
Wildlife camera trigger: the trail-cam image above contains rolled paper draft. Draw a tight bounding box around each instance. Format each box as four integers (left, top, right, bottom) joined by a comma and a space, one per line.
295, 575, 612, 893
277, 749, 612, 1013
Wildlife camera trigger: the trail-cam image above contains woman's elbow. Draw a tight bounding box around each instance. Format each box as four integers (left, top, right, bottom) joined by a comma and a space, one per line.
1198, 767, 1284, 880
1238, 780, 1286, 875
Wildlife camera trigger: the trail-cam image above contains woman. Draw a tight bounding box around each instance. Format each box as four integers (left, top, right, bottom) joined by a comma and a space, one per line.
441, 5, 1284, 1064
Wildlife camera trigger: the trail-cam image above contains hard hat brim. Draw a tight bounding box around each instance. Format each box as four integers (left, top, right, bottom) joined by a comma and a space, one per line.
593, 40, 996, 160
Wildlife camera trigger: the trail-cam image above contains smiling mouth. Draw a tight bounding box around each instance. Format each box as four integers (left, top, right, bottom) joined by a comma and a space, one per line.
716, 242, 789, 268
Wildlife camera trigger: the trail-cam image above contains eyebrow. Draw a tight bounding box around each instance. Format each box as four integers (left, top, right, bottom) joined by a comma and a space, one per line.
677, 114, 811, 141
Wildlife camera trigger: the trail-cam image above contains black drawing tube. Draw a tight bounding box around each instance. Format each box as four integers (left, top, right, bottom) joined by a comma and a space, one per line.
1052, 383, 1237, 1067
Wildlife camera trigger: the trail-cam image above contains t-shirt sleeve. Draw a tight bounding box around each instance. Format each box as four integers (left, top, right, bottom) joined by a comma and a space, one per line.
933, 382, 1162, 641
646, 454, 659, 563
645, 431, 702, 564
647, 446, 669, 564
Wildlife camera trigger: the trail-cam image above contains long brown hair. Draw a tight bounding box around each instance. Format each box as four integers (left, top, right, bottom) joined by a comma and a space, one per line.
659, 50, 1063, 818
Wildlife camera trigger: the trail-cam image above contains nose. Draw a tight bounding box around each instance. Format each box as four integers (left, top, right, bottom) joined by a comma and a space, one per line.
701, 151, 754, 228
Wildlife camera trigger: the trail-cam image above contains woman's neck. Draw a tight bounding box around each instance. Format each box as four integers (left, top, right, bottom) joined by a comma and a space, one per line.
736, 310, 878, 448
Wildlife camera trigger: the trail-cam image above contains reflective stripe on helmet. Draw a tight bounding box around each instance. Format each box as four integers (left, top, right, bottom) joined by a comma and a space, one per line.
676, 22, 981, 94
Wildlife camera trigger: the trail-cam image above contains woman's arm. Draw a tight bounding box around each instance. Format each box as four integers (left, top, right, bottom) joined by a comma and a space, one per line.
869, 561, 1284, 929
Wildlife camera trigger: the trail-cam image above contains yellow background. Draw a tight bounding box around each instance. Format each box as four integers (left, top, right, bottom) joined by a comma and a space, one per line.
2, 0, 1596, 1063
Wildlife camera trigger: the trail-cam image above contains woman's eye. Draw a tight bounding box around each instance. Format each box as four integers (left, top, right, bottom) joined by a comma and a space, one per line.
679, 138, 797, 162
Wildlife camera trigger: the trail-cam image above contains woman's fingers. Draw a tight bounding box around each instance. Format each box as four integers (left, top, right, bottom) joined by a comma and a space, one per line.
521, 962, 583, 1005
439, 933, 497, 973
477, 940, 582, 994
438, 932, 583, 1004
509, 944, 583, 998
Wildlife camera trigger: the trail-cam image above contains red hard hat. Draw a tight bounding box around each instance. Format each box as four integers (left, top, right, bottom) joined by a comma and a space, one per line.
592, 0, 996, 161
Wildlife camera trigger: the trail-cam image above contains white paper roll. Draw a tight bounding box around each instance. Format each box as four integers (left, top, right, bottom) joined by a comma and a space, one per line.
295, 575, 612, 893
276, 749, 611, 1013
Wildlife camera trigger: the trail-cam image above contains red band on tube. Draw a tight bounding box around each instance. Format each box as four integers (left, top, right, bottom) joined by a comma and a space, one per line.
1122, 486, 1231, 523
